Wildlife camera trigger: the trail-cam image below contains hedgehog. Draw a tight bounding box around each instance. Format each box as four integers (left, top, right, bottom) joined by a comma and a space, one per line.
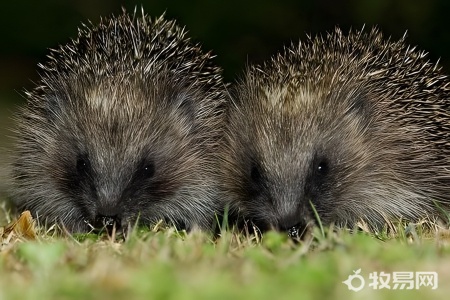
11, 9, 226, 233
221, 27, 450, 236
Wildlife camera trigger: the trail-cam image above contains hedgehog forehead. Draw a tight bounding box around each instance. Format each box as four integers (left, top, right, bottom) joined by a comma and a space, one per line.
74, 83, 194, 155
246, 83, 362, 165
249, 102, 322, 165
85, 85, 119, 114
83, 81, 148, 116
260, 84, 321, 111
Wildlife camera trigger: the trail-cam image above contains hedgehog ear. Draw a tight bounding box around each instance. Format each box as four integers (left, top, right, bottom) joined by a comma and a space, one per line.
348, 91, 373, 117
172, 91, 197, 124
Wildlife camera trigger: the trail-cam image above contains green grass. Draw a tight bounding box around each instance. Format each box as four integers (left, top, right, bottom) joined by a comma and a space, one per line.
1, 208, 450, 300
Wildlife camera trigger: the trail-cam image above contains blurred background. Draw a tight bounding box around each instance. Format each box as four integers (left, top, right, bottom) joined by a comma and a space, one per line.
0, 0, 450, 211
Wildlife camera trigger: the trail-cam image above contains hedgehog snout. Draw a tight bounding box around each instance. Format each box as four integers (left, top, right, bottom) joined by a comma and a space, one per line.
91, 202, 124, 232
93, 214, 122, 232
276, 211, 311, 240
271, 192, 313, 238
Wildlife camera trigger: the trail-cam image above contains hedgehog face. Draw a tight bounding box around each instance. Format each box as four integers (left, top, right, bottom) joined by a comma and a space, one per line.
14, 75, 221, 233
60, 80, 211, 232
225, 79, 376, 234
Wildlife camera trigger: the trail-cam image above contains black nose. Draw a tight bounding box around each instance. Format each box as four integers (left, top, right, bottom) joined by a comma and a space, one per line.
287, 224, 302, 239
93, 214, 122, 233
279, 220, 309, 240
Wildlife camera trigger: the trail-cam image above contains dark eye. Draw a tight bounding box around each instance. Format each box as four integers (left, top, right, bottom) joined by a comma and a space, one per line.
248, 162, 265, 197
142, 164, 155, 178
250, 163, 262, 184
316, 160, 329, 176
76, 154, 91, 175
137, 161, 155, 179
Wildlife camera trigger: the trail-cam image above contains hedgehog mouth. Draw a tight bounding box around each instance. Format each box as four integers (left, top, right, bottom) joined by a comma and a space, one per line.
273, 220, 312, 240
95, 215, 121, 233
83, 215, 125, 236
